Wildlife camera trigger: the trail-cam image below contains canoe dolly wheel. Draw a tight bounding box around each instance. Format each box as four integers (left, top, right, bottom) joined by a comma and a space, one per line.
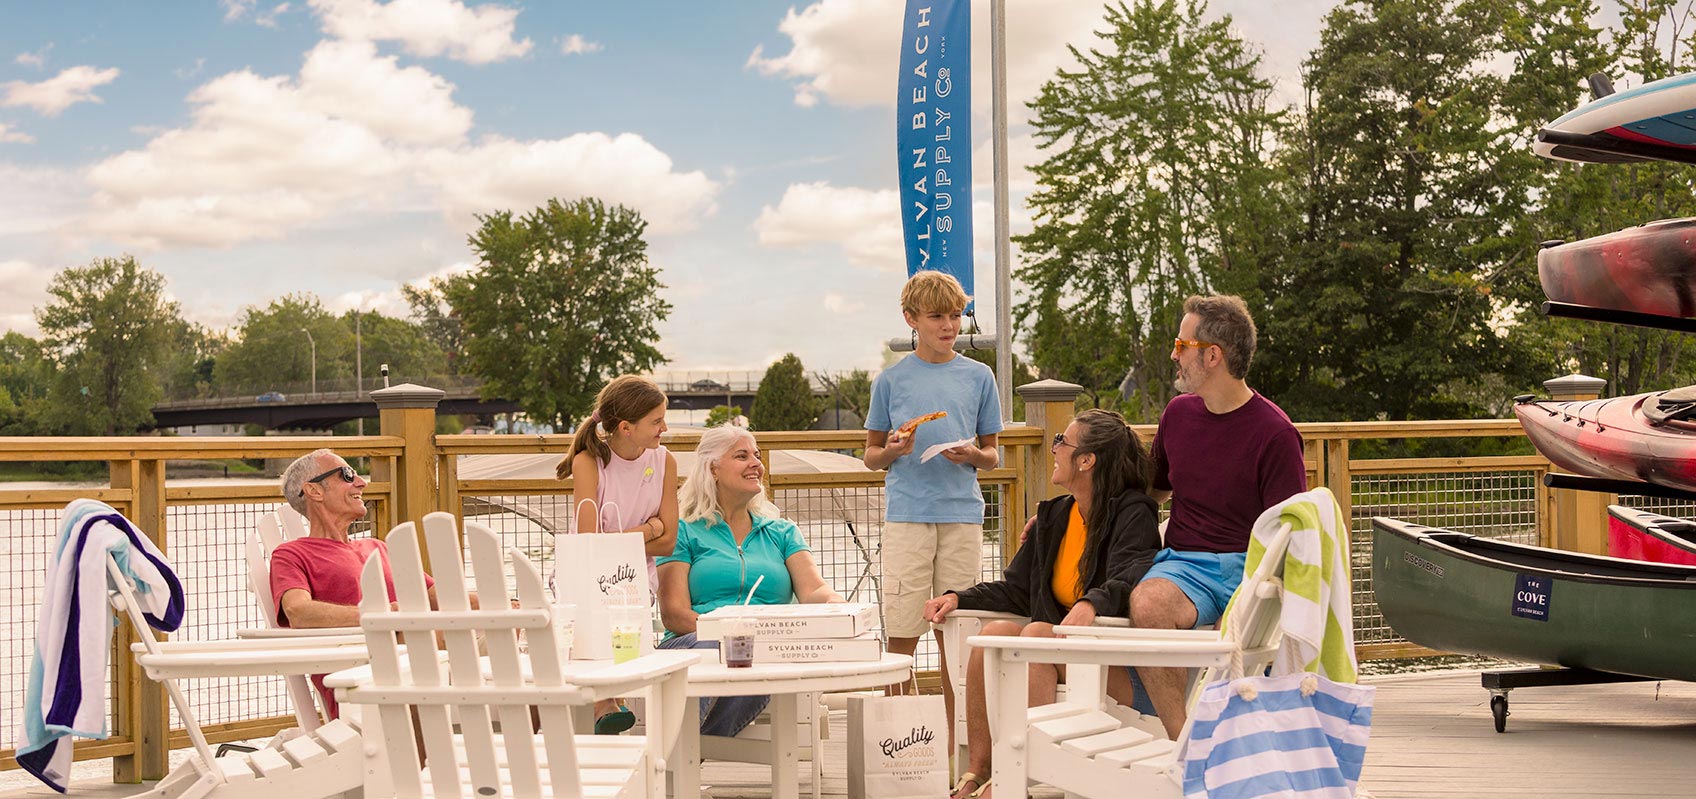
1490, 695, 1509, 733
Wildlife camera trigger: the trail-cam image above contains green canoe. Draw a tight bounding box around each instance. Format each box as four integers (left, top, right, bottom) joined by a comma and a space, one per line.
1372, 517, 1696, 681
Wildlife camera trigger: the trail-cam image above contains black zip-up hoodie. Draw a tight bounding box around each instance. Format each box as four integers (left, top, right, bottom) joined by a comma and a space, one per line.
951, 490, 1160, 624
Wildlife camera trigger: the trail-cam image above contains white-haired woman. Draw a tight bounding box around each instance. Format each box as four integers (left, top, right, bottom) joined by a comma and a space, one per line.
656, 425, 842, 736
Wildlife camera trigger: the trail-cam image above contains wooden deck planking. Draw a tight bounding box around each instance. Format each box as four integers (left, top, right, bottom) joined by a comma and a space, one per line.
1359, 670, 1696, 798
4, 670, 1691, 798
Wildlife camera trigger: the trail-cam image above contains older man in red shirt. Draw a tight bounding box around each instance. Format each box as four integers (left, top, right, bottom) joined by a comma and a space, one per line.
271, 448, 437, 718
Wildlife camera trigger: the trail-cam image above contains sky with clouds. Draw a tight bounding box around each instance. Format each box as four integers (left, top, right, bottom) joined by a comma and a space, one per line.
0, 0, 1332, 373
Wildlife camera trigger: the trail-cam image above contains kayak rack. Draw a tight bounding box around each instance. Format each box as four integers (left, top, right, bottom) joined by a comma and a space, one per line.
1541, 301, 1696, 334
1543, 472, 1696, 502
1536, 128, 1696, 165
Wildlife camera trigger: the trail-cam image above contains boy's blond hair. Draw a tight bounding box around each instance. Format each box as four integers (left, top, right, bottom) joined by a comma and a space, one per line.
900, 270, 970, 316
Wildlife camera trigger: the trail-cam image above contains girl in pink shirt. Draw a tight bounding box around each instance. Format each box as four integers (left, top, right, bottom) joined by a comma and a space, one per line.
557, 375, 679, 732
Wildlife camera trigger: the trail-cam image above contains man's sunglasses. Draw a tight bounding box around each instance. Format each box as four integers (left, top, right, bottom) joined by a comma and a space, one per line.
299, 465, 358, 496
1173, 338, 1218, 352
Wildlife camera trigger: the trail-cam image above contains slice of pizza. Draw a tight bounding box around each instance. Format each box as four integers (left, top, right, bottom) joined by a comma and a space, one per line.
897, 410, 949, 435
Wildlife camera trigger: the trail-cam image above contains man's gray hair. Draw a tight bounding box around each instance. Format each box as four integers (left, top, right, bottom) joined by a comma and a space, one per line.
281, 448, 337, 515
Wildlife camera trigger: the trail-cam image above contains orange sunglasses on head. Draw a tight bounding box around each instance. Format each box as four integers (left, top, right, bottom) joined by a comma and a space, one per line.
1173, 338, 1218, 351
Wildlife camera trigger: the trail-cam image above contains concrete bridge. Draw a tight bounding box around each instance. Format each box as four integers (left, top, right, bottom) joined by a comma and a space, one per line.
149, 373, 846, 430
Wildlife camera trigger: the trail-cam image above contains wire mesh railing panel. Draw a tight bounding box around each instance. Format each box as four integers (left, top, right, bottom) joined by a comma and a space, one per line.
163, 502, 294, 729
0, 507, 90, 756
458, 493, 573, 598
1350, 470, 1541, 647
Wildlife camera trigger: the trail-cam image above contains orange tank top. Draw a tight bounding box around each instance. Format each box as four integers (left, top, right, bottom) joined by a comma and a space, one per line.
1050, 503, 1087, 609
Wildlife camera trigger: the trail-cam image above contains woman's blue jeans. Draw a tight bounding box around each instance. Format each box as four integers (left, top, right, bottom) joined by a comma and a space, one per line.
658, 632, 770, 737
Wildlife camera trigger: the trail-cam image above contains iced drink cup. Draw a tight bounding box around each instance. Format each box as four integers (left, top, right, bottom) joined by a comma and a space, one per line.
611, 604, 643, 664
722, 616, 756, 668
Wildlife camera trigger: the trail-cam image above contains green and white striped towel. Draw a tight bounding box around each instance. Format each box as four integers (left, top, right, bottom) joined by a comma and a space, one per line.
1237, 487, 1359, 683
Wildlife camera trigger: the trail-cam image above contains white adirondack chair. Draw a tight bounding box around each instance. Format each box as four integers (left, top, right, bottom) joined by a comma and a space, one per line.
939, 610, 1138, 779
110, 557, 374, 799
338, 511, 697, 799
970, 521, 1295, 799
242, 504, 364, 729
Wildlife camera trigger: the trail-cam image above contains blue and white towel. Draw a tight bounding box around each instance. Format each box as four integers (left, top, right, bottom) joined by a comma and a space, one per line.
1182, 672, 1375, 799
19, 499, 183, 793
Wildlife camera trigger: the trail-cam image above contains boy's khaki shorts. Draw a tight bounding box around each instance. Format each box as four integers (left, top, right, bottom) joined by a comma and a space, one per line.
880, 521, 983, 638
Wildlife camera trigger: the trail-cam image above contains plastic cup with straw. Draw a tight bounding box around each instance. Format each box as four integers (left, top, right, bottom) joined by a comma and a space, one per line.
722, 575, 763, 668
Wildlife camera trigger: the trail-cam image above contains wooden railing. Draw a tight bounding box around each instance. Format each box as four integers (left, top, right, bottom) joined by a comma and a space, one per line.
0, 381, 1605, 782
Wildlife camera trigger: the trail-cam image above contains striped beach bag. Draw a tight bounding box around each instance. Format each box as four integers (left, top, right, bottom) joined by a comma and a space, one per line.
1181, 672, 1375, 799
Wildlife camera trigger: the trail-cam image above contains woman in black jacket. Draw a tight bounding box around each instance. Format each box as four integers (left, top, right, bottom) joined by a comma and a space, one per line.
925, 408, 1160, 799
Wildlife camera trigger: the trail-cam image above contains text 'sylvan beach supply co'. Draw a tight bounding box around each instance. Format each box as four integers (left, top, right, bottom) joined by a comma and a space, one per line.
718, 632, 883, 665
696, 602, 878, 642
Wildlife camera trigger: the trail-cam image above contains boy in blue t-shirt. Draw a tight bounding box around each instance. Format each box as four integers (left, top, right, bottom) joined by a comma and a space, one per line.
864, 271, 1003, 721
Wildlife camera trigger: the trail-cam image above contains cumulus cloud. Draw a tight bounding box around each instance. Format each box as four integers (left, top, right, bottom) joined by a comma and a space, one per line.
0, 260, 54, 336
15, 44, 52, 69
222, 0, 257, 21
0, 161, 87, 236
310, 0, 532, 64
560, 34, 601, 55
330, 260, 474, 318
752, 182, 902, 269
0, 123, 32, 144
256, 2, 292, 28
747, 0, 894, 108
423, 133, 717, 233
2, 65, 120, 116
81, 40, 717, 248
823, 292, 863, 315
748, 0, 1107, 113
748, 0, 1320, 118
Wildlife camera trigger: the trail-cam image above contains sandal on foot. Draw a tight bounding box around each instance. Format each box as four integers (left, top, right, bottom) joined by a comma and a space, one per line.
594, 706, 636, 735
951, 772, 990, 799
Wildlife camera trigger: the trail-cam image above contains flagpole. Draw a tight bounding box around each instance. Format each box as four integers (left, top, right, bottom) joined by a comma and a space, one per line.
990, 0, 1012, 419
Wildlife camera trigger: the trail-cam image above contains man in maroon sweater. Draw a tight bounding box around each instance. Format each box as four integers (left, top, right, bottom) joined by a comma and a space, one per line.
1131, 295, 1307, 739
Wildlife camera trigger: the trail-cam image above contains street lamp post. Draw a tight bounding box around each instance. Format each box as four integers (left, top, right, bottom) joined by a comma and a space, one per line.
355, 313, 363, 435
299, 328, 317, 397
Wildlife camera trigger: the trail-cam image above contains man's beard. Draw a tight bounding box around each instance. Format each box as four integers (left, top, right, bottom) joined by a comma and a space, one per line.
1173, 363, 1199, 394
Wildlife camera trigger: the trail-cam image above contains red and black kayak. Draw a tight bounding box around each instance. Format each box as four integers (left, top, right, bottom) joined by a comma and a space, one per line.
1514, 388, 1696, 492
1606, 505, 1696, 566
1538, 218, 1696, 319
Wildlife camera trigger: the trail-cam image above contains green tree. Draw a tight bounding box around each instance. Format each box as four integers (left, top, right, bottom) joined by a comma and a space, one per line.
160, 322, 227, 401
816, 369, 873, 421
402, 278, 464, 374
216, 294, 350, 394
0, 332, 52, 434
345, 310, 448, 385
36, 256, 182, 434
1015, 0, 1284, 422
1250, 0, 1575, 421
704, 405, 741, 428
446, 197, 670, 428
752, 353, 819, 431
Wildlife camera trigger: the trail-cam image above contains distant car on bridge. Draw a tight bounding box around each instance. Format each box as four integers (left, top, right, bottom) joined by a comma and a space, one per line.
257, 391, 287, 403
690, 379, 730, 392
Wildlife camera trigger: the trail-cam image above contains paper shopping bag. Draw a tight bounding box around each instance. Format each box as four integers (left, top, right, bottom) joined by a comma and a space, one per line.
553, 499, 653, 661
846, 692, 950, 799
1181, 672, 1376, 799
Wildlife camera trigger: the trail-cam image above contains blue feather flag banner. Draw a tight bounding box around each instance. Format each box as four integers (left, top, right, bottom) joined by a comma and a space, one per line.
896, 0, 973, 308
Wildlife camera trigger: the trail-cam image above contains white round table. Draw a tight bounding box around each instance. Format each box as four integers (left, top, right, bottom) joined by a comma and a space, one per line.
674, 653, 913, 799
